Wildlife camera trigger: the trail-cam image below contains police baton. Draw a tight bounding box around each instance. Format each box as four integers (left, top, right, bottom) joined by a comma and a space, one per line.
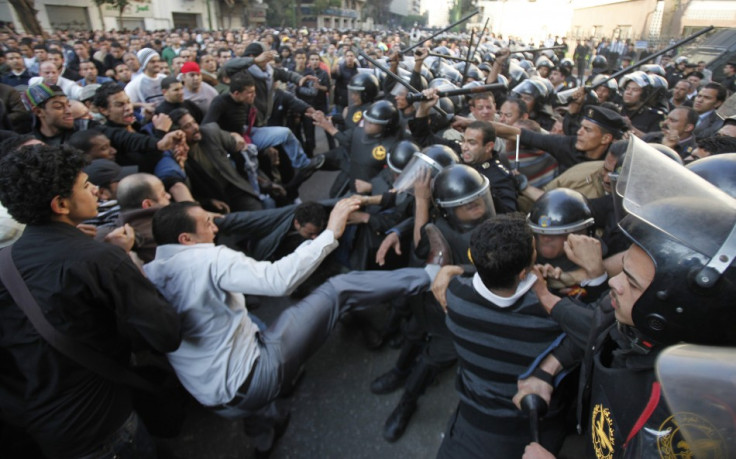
400, 10, 480, 55
590, 25, 714, 90
520, 394, 548, 443
351, 46, 449, 118
426, 52, 476, 63
405, 82, 506, 103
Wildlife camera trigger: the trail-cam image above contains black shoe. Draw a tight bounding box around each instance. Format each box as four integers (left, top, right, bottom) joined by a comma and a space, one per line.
362, 323, 385, 350
371, 369, 409, 395
252, 410, 291, 459
383, 396, 417, 442
300, 154, 326, 174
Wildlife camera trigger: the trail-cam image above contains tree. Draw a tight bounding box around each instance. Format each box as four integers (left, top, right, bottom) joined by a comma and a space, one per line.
93, 0, 130, 30
7, 0, 44, 36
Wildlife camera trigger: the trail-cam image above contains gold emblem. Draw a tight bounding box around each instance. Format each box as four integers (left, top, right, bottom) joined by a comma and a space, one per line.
372, 145, 386, 161
352, 110, 363, 123
657, 412, 726, 459
591, 404, 615, 459
467, 248, 473, 264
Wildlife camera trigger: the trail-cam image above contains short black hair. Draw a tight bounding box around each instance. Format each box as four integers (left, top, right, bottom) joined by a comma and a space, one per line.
152, 201, 200, 245
68, 129, 107, 154
230, 72, 255, 93
696, 136, 736, 156
294, 48, 307, 57
503, 97, 528, 117
93, 81, 125, 109
703, 82, 727, 103
0, 135, 38, 157
0, 144, 87, 225
169, 107, 191, 127
161, 75, 180, 90
294, 201, 327, 229
467, 120, 496, 144
470, 213, 535, 290
673, 106, 699, 127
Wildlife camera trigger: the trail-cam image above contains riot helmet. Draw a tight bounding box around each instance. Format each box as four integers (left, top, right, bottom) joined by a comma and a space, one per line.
348, 73, 380, 104
686, 153, 736, 198
508, 61, 529, 90
387, 140, 420, 173
392, 144, 459, 193
591, 55, 608, 74
433, 164, 496, 232
429, 97, 456, 131
642, 64, 666, 77
527, 188, 595, 235
616, 137, 736, 345
511, 77, 549, 111
363, 100, 400, 136
559, 58, 574, 75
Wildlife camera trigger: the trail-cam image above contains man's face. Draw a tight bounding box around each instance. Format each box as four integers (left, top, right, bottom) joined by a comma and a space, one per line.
164, 81, 184, 103
81, 62, 98, 80
518, 93, 536, 113
470, 97, 495, 123
549, 69, 565, 86
233, 85, 256, 105
36, 96, 74, 132
6, 52, 24, 71
295, 221, 322, 240
178, 114, 201, 143
182, 71, 202, 91
537, 66, 550, 78
672, 81, 690, 101
309, 54, 321, 70
185, 206, 218, 244
145, 56, 162, 76
123, 54, 140, 72
686, 75, 701, 90
499, 101, 522, 125
218, 51, 231, 66
453, 197, 488, 224
608, 244, 656, 326
87, 135, 117, 160
149, 178, 171, 208
663, 108, 693, 138
19, 44, 33, 57
394, 87, 409, 110
461, 128, 492, 164
111, 46, 125, 58
34, 48, 48, 61
345, 51, 355, 66
693, 88, 722, 114
294, 53, 306, 69
48, 53, 63, 69
179, 50, 194, 62
535, 233, 567, 260
363, 119, 384, 136
39, 62, 59, 85
575, 119, 607, 153
594, 86, 611, 103
724, 64, 735, 77
101, 91, 135, 125
171, 57, 185, 75
622, 80, 643, 107
61, 172, 99, 224
200, 55, 217, 73
115, 64, 132, 83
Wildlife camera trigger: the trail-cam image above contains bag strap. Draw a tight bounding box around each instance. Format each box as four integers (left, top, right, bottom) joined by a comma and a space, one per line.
0, 247, 159, 394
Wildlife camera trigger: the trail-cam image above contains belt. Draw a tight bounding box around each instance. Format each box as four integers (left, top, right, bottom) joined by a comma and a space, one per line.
209, 359, 258, 411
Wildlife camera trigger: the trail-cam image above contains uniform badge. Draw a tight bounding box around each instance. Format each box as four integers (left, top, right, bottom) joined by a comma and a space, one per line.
657, 412, 726, 458
539, 215, 552, 228
352, 110, 363, 123
467, 247, 473, 265
372, 145, 386, 161
591, 404, 615, 459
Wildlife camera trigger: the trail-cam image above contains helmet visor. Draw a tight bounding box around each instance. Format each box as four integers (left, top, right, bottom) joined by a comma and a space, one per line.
392, 153, 445, 194
617, 137, 736, 258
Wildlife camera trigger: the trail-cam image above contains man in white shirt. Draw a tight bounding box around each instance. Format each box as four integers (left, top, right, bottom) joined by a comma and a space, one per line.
125, 48, 166, 107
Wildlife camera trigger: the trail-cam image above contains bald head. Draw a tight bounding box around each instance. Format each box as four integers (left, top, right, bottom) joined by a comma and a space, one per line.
117, 173, 171, 210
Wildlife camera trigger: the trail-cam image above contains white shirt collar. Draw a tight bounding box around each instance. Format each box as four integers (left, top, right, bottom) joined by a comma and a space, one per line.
472, 272, 537, 308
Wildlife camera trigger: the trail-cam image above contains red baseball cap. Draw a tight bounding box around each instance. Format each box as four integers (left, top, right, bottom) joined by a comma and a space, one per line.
180, 62, 201, 74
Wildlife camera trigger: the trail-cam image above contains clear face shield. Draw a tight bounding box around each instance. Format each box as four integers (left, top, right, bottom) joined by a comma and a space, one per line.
392, 152, 446, 194
617, 137, 736, 284
436, 179, 496, 232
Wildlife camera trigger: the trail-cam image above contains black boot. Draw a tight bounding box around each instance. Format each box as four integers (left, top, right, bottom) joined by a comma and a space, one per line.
382, 360, 438, 442
371, 341, 422, 394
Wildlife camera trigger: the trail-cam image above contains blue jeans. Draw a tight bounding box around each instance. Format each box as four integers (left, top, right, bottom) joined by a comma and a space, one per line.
250, 126, 310, 169
77, 411, 156, 459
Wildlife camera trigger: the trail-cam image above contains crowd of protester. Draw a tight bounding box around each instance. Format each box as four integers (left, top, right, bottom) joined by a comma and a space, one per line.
0, 23, 735, 459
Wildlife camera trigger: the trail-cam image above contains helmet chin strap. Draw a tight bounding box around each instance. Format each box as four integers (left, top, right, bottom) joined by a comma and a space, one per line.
616, 322, 659, 355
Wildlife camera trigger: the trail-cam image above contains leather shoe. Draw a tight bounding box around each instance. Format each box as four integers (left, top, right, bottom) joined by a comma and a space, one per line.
383, 396, 417, 442
370, 368, 409, 395
424, 223, 453, 266
300, 154, 326, 173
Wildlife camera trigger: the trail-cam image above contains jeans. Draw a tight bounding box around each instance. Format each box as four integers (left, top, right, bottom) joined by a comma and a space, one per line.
250, 126, 310, 169
77, 411, 156, 459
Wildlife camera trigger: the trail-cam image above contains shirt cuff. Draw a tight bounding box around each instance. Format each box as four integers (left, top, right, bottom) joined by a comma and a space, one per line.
580, 272, 608, 287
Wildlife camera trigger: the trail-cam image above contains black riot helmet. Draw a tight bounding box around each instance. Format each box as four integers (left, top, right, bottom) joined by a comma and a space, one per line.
387, 140, 421, 173
527, 189, 595, 235
392, 144, 459, 193
429, 97, 456, 131
591, 55, 608, 74
559, 58, 574, 75
686, 153, 736, 198
616, 137, 736, 346
508, 61, 529, 90
363, 100, 400, 136
348, 73, 380, 104
433, 164, 496, 232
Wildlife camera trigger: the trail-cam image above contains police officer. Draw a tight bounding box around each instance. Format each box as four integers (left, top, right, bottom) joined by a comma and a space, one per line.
619, 71, 666, 136
342, 72, 380, 131
515, 138, 736, 458
511, 77, 556, 131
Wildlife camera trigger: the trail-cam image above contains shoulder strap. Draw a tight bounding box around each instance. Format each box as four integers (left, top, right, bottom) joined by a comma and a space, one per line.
0, 247, 159, 394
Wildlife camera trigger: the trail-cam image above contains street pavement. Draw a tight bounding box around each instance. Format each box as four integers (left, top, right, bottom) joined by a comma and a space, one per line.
157, 131, 460, 458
